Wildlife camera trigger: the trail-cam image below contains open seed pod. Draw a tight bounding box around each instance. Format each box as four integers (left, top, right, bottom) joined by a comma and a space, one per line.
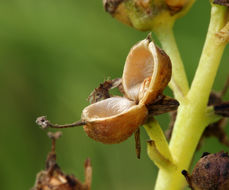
122, 38, 172, 105
82, 97, 148, 143
82, 38, 171, 144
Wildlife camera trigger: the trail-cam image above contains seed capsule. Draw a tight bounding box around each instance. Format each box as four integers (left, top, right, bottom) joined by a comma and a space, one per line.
182, 151, 229, 190
103, 0, 193, 31
82, 97, 148, 143
122, 38, 171, 105
82, 38, 171, 144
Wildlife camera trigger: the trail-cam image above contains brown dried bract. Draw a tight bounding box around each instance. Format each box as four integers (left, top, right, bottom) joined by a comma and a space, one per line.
31, 132, 92, 190
87, 78, 122, 104
182, 151, 229, 190
213, 0, 229, 7
103, 0, 124, 14
147, 95, 179, 116
214, 102, 229, 117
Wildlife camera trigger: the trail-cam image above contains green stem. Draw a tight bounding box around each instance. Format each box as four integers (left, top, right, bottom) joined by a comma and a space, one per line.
154, 25, 189, 102
155, 5, 227, 190
144, 119, 173, 169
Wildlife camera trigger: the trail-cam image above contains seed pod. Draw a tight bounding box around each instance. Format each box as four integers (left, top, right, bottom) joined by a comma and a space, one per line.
103, 0, 193, 31
122, 38, 172, 105
82, 38, 171, 144
82, 97, 148, 143
182, 151, 229, 190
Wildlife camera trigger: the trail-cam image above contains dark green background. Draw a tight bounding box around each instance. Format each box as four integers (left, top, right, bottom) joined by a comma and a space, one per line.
0, 1, 228, 190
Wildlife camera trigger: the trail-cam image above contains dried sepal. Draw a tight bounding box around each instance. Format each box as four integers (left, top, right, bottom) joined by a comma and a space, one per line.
182, 151, 229, 190
87, 78, 122, 104
82, 97, 148, 143
213, 0, 229, 7
122, 38, 172, 105
147, 95, 179, 116
214, 102, 229, 117
103, 0, 124, 14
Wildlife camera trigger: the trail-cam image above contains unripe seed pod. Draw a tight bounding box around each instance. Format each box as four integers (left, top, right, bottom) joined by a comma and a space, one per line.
103, 0, 193, 31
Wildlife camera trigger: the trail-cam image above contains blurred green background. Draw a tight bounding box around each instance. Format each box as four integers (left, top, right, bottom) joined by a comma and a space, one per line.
0, 1, 229, 190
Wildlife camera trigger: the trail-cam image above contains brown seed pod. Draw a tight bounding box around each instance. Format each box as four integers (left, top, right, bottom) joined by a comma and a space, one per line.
122, 38, 172, 105
82, 97, 148, 143
36, 37, 173, 148
182, 151, 229, 190
82, 38, 171, 144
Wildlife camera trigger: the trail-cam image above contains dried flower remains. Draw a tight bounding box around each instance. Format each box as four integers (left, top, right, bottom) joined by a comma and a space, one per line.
31, 132, 92, 190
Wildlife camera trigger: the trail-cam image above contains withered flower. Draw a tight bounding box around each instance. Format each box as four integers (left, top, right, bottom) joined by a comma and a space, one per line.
32, 132, 92, 190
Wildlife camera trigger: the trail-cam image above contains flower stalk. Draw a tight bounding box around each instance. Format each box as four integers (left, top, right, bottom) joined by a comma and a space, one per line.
154, 25, 189, 102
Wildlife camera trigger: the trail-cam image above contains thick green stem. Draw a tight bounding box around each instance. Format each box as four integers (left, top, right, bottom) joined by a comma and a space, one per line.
154, 25, 189, 102
154, 5, 227, 190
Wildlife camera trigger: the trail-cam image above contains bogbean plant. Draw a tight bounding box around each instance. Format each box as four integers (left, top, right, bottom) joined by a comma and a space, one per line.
102, 0, 229, 189
36, 0, 229, 190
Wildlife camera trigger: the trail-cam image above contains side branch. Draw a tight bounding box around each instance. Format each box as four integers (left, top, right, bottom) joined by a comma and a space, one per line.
147, 140, 175, 169
144, 119, 174, 170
